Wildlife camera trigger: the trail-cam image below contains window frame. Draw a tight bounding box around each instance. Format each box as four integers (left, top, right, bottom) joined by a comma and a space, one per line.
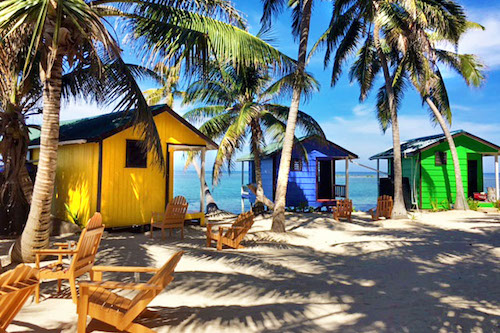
125, 139, 148, 168
291, 158, 303, 172
435, 151, 447, 166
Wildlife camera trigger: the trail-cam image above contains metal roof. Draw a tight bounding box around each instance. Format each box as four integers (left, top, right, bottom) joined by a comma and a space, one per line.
237, 135, 358, 161
370, 130, 500, 160
29, 104, 218, 150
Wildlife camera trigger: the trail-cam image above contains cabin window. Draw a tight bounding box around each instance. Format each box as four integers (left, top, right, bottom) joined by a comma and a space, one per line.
435, 151, 447, 166
126, 140, 147, 168
291, 158, 303, 172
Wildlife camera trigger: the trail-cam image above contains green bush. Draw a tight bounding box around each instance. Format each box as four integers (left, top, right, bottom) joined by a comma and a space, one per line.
64, 204, 86, 229
493, 200, 500, 211
467, 198, 479, 211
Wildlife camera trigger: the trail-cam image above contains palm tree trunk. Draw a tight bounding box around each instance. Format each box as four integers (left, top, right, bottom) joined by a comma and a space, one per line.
271, 0, 313, 232
11, 56, 63, 263
425, 97, 468, 210
373, 19, 407, 219
250, 120, 274, 210
192, 160, 219, 213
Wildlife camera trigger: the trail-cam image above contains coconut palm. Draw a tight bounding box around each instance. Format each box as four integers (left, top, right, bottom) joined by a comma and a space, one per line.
143, 63, 184, 107
262, 0, 316, 231
0, 0, 293, 262
382, 15, 485, 210
314, 0, 470, 218
182, 62, 323, 210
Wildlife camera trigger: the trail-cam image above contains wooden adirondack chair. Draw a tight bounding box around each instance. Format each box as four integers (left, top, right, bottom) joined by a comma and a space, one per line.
77, 251, 184, 333
206, 211, 254, 250
369, 195, 394, 220
34, 212, 104, 304
0, 264, 39, 332
151, 196, 189, 240
332, 199, 353, 222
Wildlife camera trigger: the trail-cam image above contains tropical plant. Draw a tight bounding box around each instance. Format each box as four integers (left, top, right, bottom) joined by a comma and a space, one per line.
467, 197, 479, 211
0, 0, 293, 263
143, 63, 184, 107
262, 0, 316, 231
182, 61, 323, 210
386, 16, 485, 211
314, 0, 474, 218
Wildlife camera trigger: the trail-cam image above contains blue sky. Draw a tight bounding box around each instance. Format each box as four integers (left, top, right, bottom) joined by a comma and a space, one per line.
48, 0, 500, 173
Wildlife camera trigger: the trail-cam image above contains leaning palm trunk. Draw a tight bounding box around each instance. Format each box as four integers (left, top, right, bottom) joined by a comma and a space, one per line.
373, 19, 407, 219
250, 121, 274, 210
192, 160, 219, 213
426, 97, 468, 210
272, 0, 313, 232
11, 56, 63, 263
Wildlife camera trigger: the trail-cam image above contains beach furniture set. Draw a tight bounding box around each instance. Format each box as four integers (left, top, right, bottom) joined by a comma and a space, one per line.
1, 196, 255, 332
333, 196, 394, 222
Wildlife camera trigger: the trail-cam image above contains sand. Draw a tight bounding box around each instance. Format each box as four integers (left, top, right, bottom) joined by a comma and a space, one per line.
3, 210, 500, 332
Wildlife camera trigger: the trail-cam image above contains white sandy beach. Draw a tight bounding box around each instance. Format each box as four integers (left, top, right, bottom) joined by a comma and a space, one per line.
3, 210, 500, 332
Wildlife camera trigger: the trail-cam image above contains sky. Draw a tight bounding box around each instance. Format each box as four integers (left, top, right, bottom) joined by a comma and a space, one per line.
42, 0, 500, 173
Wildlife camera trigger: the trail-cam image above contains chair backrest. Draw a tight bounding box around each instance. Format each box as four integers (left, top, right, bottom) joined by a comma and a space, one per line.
125, 251, 184, 322
164, 196, 189, 224
377, 195, 393, 218
338, 199, 353, 213
0, 264, 39, 330
229, 211, 255, 239
69, 212, 105, 277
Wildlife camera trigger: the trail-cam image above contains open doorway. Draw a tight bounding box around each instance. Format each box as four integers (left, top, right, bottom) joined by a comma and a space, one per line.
467, 159, 478, 197
317, 159, 335, 200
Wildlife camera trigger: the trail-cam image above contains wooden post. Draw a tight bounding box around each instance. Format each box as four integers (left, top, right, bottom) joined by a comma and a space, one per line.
377, 159, 380, 197
241, 161, 245, 213
200, 148, 206, 213
495, 154, 499, 200
345, 157, 349, 199
331, 159, 335, 199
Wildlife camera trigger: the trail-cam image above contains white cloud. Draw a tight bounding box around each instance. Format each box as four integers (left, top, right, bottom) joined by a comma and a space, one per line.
449, 9, 500, 69
352, 104, 372, 117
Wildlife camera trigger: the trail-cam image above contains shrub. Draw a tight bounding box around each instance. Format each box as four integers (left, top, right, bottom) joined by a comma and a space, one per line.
467, 198, 479, 211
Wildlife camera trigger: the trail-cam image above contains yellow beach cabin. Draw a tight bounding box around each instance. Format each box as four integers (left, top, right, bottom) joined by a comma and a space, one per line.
28, 105, 217, 228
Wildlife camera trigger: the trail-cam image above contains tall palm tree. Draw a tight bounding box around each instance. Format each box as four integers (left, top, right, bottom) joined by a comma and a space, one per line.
143, 63, 184, 107
262, 0, 316, 231
183, 62, 323, 210
314, 0, 469, 218
383, 15, 485, 210
0, 0, 293, 263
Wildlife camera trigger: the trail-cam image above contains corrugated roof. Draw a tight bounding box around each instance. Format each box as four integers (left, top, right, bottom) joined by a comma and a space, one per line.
369, 130, 500, 160
29, 104, 218, 149
237, 135, 358, 161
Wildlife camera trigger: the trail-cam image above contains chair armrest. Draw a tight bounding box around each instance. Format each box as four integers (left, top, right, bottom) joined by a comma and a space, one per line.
91, 266, 159, 274
79, 280, 163, 291
33, 249, 76, 255
53, 242, 70, 248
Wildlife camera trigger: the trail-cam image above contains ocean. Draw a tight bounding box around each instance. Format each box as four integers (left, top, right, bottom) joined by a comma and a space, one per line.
174, 170, 498, 214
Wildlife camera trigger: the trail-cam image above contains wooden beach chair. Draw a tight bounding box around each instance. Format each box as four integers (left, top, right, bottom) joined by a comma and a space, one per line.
0, 264, 39, 332
150, 196, 189, 240
206, 211, 254, 250
369, 195, 393, 220
332, 199, 353, 222
77, 251, 184, 333
34, 212, 104, 304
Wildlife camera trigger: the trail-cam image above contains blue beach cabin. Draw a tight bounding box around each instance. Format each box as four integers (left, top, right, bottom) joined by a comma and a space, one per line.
237, 135, 358, 210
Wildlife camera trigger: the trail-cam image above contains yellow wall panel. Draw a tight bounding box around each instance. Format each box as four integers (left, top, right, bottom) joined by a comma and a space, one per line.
100, 111, 207, 227
34, 143, 99, 225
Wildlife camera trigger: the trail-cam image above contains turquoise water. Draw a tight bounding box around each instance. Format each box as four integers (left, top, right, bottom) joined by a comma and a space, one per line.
174, 170, 498, 214
174, 170, 378, 213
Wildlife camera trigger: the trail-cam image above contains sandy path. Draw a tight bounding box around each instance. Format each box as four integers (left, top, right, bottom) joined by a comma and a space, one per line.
5, 210, 500, 332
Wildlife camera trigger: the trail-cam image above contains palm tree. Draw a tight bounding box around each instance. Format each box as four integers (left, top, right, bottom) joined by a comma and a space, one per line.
183, 62, 323, 210
262, 0, 316, 231
143, 63, 184, 107
315, 0, 470, 218
383, 15, 485, 210
0, 0, 293, 263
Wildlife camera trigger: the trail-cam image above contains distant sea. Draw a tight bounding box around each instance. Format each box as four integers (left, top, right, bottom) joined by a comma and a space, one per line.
174, 170, 499, 214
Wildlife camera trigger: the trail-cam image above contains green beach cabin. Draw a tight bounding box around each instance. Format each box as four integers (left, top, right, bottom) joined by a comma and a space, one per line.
370, 130, 500, 210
